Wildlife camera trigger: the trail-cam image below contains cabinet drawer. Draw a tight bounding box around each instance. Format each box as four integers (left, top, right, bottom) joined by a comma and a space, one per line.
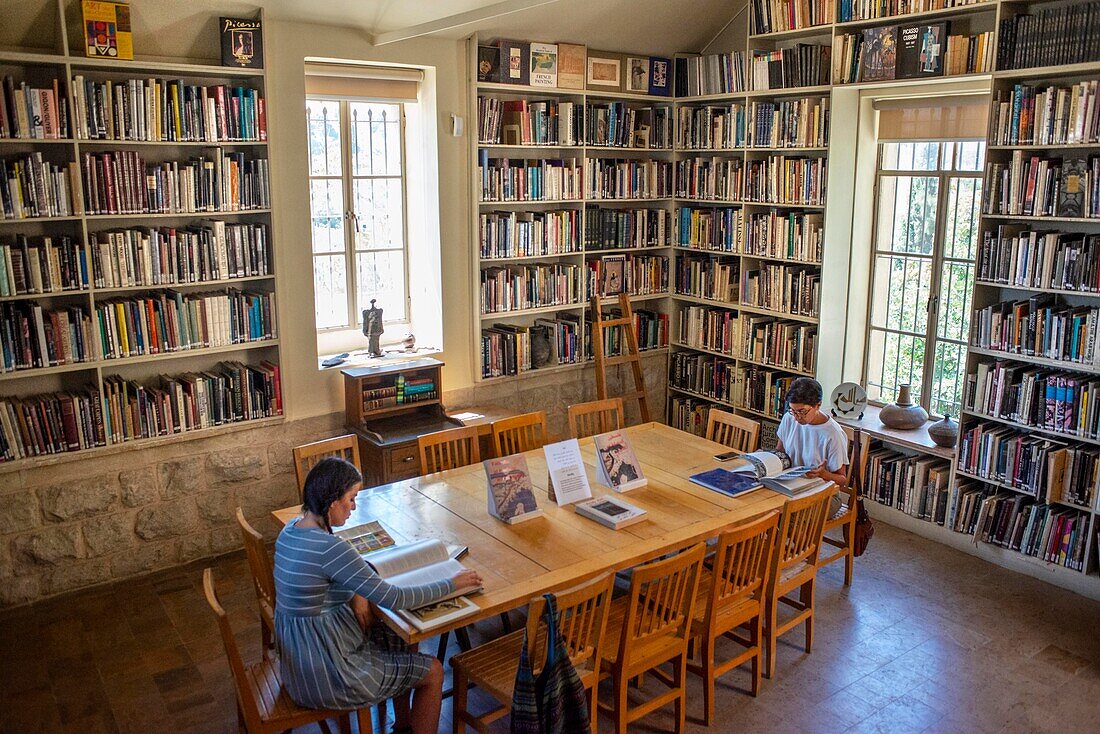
386, 443, 421, 480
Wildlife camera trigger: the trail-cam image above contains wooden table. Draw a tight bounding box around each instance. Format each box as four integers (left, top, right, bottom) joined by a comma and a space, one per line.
273, 422, 792, 644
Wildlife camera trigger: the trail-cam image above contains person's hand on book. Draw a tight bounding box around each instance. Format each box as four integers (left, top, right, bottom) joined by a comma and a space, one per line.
452, 569, 482, 591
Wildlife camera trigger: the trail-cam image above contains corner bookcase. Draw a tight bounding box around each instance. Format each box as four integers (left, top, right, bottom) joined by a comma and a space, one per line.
0, 1, 282, 469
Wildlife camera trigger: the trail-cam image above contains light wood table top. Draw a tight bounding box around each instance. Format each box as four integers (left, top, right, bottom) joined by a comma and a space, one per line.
272, 422, 795, 643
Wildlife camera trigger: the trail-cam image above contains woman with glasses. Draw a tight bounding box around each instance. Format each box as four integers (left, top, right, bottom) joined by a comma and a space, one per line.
776, 377, 849, 514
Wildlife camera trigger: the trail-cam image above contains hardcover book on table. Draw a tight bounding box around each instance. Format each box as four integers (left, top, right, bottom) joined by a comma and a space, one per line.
363, 539, 482, 631
688, 468, 762, 497
484, 454, 543, 523
574, 495, 647, 529
896, 23, 945, 79
220, 17, 264, 69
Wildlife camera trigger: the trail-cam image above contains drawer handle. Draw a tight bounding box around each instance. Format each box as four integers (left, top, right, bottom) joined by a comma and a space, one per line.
402, 456, 414, 462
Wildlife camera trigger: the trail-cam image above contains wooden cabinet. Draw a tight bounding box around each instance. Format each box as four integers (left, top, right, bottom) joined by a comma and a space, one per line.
342, 358, 460, 486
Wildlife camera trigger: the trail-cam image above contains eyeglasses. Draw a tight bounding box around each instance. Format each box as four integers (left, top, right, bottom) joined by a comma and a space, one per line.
787, 406, 814, 418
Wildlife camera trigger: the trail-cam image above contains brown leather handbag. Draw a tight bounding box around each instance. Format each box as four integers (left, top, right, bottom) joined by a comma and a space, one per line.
849, 429, 875, 557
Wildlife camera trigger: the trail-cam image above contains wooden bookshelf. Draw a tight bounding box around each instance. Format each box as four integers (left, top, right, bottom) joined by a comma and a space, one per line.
0, 4, 281, 468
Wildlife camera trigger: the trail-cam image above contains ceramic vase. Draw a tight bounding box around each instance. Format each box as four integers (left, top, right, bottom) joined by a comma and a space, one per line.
879, 384, 928, 430
927, 413, 959, 448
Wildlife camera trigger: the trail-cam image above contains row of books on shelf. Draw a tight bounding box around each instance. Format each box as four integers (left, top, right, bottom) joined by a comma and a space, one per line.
671, 322, 817, 387
741, 263, 820, 317
838, 0, 987, 24
865, 449, 953, 525
676, 206, 743, 252
675, 256, 738, 303
985, 153, 1100, 219
675, 157, 743, 201
977, 227, 1100, 294
586, 159, 673, 199
670, 352, 739, 403
480, 309, 668, 378
965, 360, 1100, 440
587, 207, 671, 250
676, 103, 745, 151
678, 305, 741, 357
479, 262, 584, 314
670, 396, 711, 437
0, 360, 282, 462
477, 155, 582, 202
745, 155, 827, 206
586, 103, 671, 149
479, 41, 673, 97
0, 289, 276, 372
73, 77, 267, 143
997, 2, 1100, 72
749, 97, 830, 149
0, 235, 86, 296
970, 296, 1099, 367
751, 45, 831, 91
955, 487, 1091, 571
743, 316, 818, 372
677, 208, 822, 261
586, 254, 669, 299
90, 222, 270, 288
0, 77, 67, 140
751, 0, 832, 36
959, 423, 1098, 506
990, 82, 1100, 147
477, 97, 581, 146
478, 209, 580, 259
835, 24, 990, 85
0, 155, 78, 219
675, 53, 746, 97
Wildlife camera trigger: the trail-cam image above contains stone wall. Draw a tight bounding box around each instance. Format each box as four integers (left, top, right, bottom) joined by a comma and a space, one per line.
0, 352, 667, 608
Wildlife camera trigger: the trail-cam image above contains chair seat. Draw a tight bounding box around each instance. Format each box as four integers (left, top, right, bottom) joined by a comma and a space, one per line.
823, 504, 852, 530
775, 559, 816, 594
259, 599, 275, 630
690, 571, 760, 633
601, 596, 688, 674
247, 656, 347, 727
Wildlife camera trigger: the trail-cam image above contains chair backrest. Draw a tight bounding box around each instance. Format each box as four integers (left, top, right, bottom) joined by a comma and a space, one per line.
705, 408, 760, 453
293, 434, 361, 497
707, 512, 780, 622
236, 507, 276, 615
773, 487, 834, 573
203, 567, 264, 732
567, 398, 625, 440
418, 425, 481, 475
525, 573, 615, 677
491, 411, 549, 457
618, 543, 706, 665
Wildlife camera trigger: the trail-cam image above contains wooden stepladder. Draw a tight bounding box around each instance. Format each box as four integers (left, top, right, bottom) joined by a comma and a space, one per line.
590, 293, 651, 423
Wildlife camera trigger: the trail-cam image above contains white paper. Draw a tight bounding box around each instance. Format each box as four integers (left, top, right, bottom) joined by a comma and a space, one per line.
543, 438, 593, 506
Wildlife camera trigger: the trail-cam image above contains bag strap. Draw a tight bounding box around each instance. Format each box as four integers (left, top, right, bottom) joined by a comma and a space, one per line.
849, 428, 865, 499
541, 592, 562, 667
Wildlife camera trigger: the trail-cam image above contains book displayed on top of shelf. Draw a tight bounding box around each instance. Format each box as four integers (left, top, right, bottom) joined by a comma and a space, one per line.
484, 453, 543, 523
896, 23, 945, 79
220, 17, 264, 69
626, 57, 650, 94
498, 40, 531, 85
586, 51, 623, 90
82, 1, 134, 60
649, 57, 672, 96
574, 495, 647, 529
557, 43, 586, 90
477, 45, 501, 83
861, 26, 898, 81
593, 430, 647, 491
529, 42, 558, 87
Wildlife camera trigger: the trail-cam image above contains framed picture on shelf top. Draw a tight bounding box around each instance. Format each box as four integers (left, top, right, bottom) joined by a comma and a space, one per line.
220, 16, 264, 68
649, 56, 671, 96
626, 56, 650, 93
587, 51, 622, 89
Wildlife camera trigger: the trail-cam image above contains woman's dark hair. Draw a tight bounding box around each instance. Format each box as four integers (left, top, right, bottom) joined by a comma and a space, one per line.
301, 457, 362, 532
786, 377, 823, 407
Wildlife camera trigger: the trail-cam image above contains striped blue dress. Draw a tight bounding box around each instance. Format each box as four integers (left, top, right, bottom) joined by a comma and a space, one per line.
273, 518, 454, 709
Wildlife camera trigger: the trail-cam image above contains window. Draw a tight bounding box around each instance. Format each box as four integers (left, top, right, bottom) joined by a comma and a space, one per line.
864, 139, 985, 418
307, 98, 409, 330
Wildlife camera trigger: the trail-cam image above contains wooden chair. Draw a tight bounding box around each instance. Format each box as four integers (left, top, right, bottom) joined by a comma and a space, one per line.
236, 508, 277, 658
763, 487, 835, 679
451, 574, 615, 734
490, 411, 549, 457
599, 543, 706, 734
418, 425, 481, 475
293, 434, 361, 498
203, 568, 372, 734
705, 408, 761, 453
686, 512, 780, 725
567, 397, 625, 440
819, 429, 867, 586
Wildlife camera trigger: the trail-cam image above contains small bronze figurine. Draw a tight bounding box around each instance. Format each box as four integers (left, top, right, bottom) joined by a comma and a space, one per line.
362, 299, 384, 357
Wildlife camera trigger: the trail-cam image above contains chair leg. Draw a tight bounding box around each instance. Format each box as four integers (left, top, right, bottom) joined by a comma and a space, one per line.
801, 579, 816, 653
588, 684, 599, 734
764, 593, 778, 680
452, 665, 469, 734
374, 701, 386, 733
673, 652, 687, 734
237, 706, 247, 733
843, 520, 855, 586
357, 706, 373, 734
455, 625, 473, 651
750, 614, 762, 697
499, 611, 513, 633
435, 630, 450, 661
614, 671, 629, 734
701, 636, 715, 726
335, 712, 353, 734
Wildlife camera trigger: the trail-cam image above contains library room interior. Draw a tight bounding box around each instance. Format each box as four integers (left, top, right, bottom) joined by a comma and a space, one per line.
2, 0, 1100, 732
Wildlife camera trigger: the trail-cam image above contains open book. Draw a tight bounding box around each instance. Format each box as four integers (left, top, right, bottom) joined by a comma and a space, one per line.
365, 539, 482, 630
729, 450, 821, 495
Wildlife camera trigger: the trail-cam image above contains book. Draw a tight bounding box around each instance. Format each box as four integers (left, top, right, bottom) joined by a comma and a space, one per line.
626, 57, 650, 94
689, 468, 762, 497
484, 454, 543, 523
543, 438, 593, 505
729, 449, 809, 479
593, 430, 647, 491
335, 520, 395, 554
574, 495, 647, 529
1057, 157, 1087, 218
861, 26, 897, 82
82, 1, 133, 60
477, 45, 501, 83
398, 595, 480, 632
498, 40, 531, 85
557, 43, 586, 90
529, 42, 558, 87
649, 56, 672, 96
365, 539, 480, 599
220, 17, 264, 69
896, 23, 945, 79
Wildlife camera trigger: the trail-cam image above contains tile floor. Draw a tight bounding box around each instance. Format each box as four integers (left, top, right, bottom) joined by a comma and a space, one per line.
2, 522, 1099, 734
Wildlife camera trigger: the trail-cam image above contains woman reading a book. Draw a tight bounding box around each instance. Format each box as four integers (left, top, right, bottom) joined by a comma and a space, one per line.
776, 377, 849, 514
273, 458, 482, 734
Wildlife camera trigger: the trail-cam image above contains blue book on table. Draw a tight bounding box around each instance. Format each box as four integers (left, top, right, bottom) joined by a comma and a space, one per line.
689, 469, 761, 497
